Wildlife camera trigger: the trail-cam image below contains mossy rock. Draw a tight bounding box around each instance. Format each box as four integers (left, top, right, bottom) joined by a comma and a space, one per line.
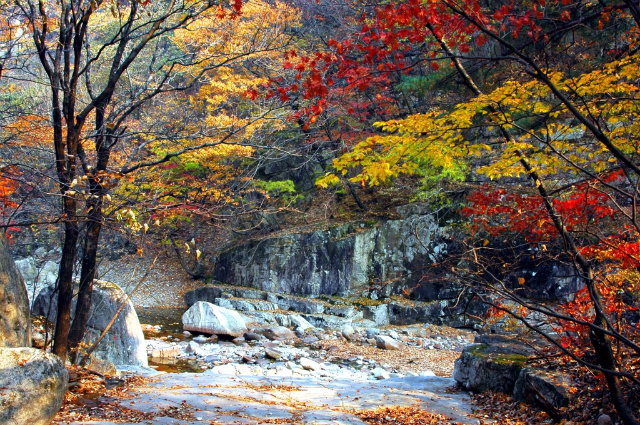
453, 343, 529, 394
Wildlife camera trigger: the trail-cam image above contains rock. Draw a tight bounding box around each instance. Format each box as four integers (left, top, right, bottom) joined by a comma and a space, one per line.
186, 341, 201, 353
0, 347, 68, 425
361, 304, 390, 326
289, 314, 314, 331
341, 326, 354, 341
32, 280, 147, 367
597, 414, 613, 425
31, 331, 47, 349
182, 301, 247, 337
206, 364, 237, 375
151, 346, 181, 358
372, 367, 390, 380
299, 357, 322, 371
388, 299, 448, 326
0, 233, 31, 348
375, 335, 404, 350
264, 347, 282, 360
184, 286, 225, 307
453, 343, 527, 393
388, 330, 399, 340
366, 328, 380, 339
212, 211, 449, 298
327, 305, 361, 319
513, 368, 574, 414
262, 326, 296, 341
244, 332, 262, 341
302, 336, 319, 344
420, 370, 436, 377
86, 356, 118, 376
302, 313, 354, 329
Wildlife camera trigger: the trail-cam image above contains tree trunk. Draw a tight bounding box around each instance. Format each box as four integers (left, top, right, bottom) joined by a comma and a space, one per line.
68, 196, 102, 363
52, 202, 78, 362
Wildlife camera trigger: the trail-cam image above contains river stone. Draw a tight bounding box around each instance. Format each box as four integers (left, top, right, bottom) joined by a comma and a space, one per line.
182, 301, 247, 337
0, 347, 68, 425
265, 347, 282, 360
262, 326, 296, 341
0, 233, 31, 348
32, 280, 147, 367
375, 335, 404, 350
299, 357, 322, 371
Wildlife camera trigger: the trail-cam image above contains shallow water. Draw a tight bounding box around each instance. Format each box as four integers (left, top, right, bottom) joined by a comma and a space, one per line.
136, 307, 206, 373
136, 307, 186, 334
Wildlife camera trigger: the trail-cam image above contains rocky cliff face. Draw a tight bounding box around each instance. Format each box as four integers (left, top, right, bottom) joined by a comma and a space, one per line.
0, 233, 31, 348
212, 204, 449, 298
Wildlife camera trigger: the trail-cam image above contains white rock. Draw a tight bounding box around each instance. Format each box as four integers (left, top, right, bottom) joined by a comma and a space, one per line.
182, 301, 247, 337
206, 364, 237, 375
372, 367, 390, 380
289, 314, 315, 331
420, 370, 436, 377
299, 357, 322, 371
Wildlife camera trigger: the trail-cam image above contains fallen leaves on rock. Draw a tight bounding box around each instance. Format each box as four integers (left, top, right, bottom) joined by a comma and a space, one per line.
316, 340, 461, 376
53, 366, 197, 423
470, 352, 640, 425
352, 406, 453, 424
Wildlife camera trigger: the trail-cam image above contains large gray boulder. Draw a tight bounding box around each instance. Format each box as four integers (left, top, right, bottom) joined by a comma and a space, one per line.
0, 347, 68, 425
453, 343, 528, 393
182, 301, 247, 337
32, 280, 147, 367
0, 233, 31, 348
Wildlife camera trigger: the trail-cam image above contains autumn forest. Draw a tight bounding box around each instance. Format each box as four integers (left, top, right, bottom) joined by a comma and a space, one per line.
1, 0, 640, 423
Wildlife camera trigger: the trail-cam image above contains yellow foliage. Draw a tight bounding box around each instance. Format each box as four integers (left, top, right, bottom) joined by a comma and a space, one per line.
322, 54, 640, 187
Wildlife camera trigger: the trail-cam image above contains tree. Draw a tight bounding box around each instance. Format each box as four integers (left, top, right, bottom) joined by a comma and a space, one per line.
279, 0, 640, 422
10, 0, 258, 363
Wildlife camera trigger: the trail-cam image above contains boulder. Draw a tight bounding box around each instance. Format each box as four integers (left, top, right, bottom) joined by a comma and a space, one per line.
0, 233, 31, 348
513, 368, 574, 414
32, 280, 147, 367
182, 301, 247, 337
262, 326, 296, 341
0, 347, 68, 425
453, 343, 527, 393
